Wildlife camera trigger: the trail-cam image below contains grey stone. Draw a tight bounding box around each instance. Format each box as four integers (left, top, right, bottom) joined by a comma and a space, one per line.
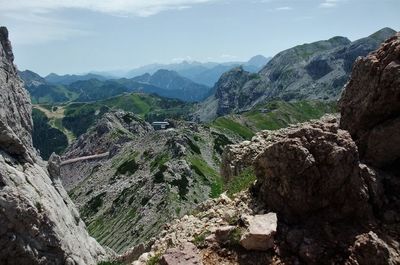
240, 213, 277, 251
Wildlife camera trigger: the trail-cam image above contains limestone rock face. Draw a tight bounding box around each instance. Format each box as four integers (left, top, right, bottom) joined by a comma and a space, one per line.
253, 117, 371, 222
0, 26, 106, 264
340, 33, 400, 168
0, 27, 34, 161
240, 213, 277, 251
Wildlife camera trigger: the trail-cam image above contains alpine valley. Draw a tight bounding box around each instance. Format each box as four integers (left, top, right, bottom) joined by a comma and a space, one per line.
1, 21, 400, 265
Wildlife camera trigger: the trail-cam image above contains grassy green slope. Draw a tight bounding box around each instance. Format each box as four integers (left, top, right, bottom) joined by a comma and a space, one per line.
211, 100, 337, 140
62, 93, 194, 137
29, 84, 79, 104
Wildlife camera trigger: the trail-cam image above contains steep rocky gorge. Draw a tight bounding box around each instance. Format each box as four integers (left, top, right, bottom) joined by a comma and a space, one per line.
0, 27, 107, 264
125, 33, 400, 264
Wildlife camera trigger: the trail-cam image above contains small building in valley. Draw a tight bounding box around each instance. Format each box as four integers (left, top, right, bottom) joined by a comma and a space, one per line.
152, 121, 170, 130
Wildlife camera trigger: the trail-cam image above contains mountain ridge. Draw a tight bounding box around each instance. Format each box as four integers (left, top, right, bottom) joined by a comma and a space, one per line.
196, 27, 397, 121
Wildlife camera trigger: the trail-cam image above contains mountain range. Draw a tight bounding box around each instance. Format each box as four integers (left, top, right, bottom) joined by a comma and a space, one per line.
20, 69, 213, 103
20, 55, 271, 104
21, 55, 270, 89
196, 27, 397, 121
45, 72, 109, 85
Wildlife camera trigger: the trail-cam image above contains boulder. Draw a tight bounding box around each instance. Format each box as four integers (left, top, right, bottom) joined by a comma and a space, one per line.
346, 231, 400, 265
160, 242, 203, 265
47, 152, 61, 179
253, 117, 371, 222
340, 33, 400, 168
240, 213, 277, 251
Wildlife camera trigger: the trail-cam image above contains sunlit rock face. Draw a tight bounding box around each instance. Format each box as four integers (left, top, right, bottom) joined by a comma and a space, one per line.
0, 26, 107, 265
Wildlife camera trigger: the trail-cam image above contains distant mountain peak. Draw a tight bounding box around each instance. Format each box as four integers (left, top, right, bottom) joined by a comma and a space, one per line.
247, 55, 270, 68
368, 27, 396, 40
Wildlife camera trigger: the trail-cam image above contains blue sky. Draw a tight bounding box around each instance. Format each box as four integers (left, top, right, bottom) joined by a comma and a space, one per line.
0, 0, 399, 76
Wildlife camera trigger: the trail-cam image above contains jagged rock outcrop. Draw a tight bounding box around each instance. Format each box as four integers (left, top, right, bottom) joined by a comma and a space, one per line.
0, 26, 106, 264
217, 30, 400, 264
340, 33, 400, 168
254, 117, 371, 222
0, 27, 34, 162
223, 116, 372, 223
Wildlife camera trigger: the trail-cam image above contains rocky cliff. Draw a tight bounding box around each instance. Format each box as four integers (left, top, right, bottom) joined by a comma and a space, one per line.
125, 31, 400, 265
197, 28, 396, 121
0, 26, 106, 264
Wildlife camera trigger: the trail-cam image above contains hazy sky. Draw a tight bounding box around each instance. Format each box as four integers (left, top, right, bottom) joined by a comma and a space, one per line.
1, 0, 399, 76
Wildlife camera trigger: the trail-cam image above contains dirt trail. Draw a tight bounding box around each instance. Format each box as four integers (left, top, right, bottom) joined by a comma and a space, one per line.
33, 105, 76, 144
34, 105, 65, 119
61, 152, 109, 165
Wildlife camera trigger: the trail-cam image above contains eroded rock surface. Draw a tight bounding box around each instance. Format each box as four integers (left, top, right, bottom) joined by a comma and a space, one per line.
0, 26, 106, 264
254, 117, 371, 222
0, 27, 34, 161
340, 33, 400, 168
346, 231, 400, 265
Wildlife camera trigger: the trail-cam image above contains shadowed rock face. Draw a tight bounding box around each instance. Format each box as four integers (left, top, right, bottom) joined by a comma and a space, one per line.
0, 26, 106, 265
340, 33, 400, 169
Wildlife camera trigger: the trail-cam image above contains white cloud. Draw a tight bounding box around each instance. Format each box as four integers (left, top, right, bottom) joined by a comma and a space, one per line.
319, 0, 341, 8
0, 0, 220, 44
1, 11, 92, 45
275, 6, 292, 11
0, 0, 218, 17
